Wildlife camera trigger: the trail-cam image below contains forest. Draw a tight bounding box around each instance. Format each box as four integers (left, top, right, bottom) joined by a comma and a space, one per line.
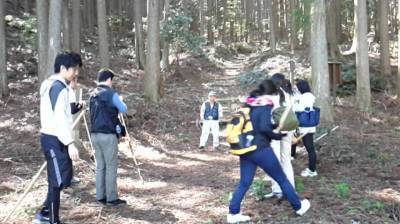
0, 0, 400, 223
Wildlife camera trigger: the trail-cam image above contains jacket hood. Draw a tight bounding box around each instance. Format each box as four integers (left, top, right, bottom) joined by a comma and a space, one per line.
245, 95, 275, 107
40, 75, 68, 97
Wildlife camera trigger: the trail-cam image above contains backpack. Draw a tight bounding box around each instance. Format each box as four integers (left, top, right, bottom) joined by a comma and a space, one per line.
296, 107, 320, 127
226, 107, 257, 155
272, 106, 299, 131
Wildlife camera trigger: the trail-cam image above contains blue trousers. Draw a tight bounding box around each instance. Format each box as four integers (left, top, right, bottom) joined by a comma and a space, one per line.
229, 147, 301, 214
40, 134, 73, 223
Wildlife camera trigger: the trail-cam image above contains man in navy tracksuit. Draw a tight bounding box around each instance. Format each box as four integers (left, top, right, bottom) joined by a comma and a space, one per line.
90, 69, 128, 206
33, 52, 82, 224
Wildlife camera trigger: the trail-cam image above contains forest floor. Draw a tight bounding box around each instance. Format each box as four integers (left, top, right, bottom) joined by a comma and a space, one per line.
1, 45, 400, 224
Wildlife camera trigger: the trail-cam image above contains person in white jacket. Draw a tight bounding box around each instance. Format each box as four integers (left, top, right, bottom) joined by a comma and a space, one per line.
293, 80, 317, 177
33, 52, 82, 224
199, 91, 223, 150
265, 74, 296, 199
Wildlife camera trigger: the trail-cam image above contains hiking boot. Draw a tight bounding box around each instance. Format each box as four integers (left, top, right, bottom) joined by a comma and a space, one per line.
296, 199, 311, 216
32, 213, 50, 224
107, 198, 127, 206
198, 146, 205, 149
264, 192, 283, 199
301, 168, 318, 177
97, 198, 107, 205
213, 146, 219, 150
227, 213, 251, 223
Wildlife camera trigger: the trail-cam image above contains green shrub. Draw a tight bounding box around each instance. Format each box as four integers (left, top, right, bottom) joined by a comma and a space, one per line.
250, 178, 268, 201
295, 176, 305, 193
334, 183, 350, 199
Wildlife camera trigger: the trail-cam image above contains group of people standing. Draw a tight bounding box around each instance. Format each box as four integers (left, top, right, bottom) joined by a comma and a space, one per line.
198, 74, 318, 223
34, 51, 127, 224
34, 50, 318, 223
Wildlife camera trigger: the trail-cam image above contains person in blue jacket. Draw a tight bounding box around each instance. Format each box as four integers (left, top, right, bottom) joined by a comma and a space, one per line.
227, 79, 311, 223
89, 69, 128, 207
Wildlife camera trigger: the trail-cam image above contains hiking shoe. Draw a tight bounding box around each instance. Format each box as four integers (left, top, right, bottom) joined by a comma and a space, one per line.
264, 192, 283, 199
296, 199, 311, 216
199, 146, 205, 149
71, 177, 81, 184
213, 146, 219, 150
227, 213, 251, 223
32, 213, 50, 224
107, 198, 127, 206
97, 198, 107, 205
301, 168, 318, 177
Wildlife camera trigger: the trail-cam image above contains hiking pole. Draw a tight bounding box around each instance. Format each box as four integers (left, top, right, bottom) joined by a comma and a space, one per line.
292, 132, 309, 144
2, 111, 86, 223
119, 114, 144, 184
314, 126, 339, 143
2, 162, 46, 223
82, 111, 96, 165
297, 126, 340, 151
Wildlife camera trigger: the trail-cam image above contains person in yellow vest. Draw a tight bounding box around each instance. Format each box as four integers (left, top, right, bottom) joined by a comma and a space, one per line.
199, 91, 223, 150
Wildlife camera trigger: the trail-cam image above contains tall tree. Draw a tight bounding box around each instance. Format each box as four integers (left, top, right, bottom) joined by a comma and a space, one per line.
199, 0, 205, 37
397, 0, 400, 98
289, 0, 298, 50
326, 0, 340, 59
71, 0, 81, 53
161, 0, 170, 71
0, 0, 8, 97
62, 0, 71, 50
379, 0, 391, 76
47, 0, 62, 76
145, 0, 162, 102
310, 0, 334, 122
37, 0, 49, 82
266, 0, 276, 52
134, 0, 145, 69
355, 0, 371, 112
96, 0, 109, 68
207, 0, 214, 44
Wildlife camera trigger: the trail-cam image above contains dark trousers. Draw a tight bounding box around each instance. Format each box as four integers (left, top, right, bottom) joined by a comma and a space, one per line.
40, 134, 73, 223
303, 133, 316, 171
229, 147, 301, 214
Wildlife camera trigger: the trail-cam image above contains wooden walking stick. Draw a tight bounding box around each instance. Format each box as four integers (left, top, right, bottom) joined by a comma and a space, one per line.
119, 114, 144, 184
2, 111, 86, 223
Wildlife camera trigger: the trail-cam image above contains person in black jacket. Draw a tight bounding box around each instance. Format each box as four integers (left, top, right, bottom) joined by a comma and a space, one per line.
90, 69, 128, 207
227, 79, 310, 224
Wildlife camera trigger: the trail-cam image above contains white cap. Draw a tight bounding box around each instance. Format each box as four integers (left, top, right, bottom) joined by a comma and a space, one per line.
208, 91, 217, 96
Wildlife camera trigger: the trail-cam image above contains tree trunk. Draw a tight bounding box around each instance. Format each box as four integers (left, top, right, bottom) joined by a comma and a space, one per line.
199, 0, 205, 37
62, 0, 71, 50
161, 0, 170, 71
302, 0, 311, 46
134, 0, 145, 69
71, 0, 81, 53
96, 0, 109, 68
273, 0, 280, 43
37, 0, 49, 82
267, 0, 276, 53
145, 0, 161, 102
355, 0, 371, 112
326, 0, 340, 60
335, 0, 343, 43
289, 0, 298, 50
47, 0, 62, 76
379, 0, 391, 76
0, 0, 8, 97
397, 0, 400, 98
207, 0, 214, 44
310, 0, 334, 123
